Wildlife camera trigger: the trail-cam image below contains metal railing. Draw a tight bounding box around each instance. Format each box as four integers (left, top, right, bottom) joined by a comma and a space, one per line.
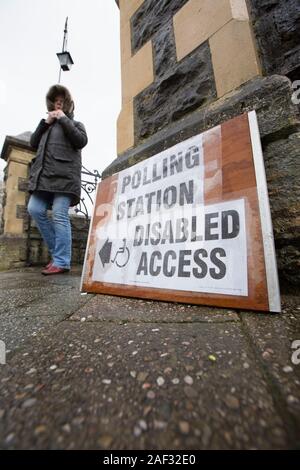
73, 165, 102, 222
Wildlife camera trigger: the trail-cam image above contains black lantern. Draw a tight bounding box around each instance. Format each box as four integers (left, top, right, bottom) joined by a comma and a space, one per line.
57, 51, 74, 71
57, 17, 74, 82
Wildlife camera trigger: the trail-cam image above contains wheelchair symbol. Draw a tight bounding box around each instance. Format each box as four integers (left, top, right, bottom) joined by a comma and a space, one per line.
111, 238, 130, 268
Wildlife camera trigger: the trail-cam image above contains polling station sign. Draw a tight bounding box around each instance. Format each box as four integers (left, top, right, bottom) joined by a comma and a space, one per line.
81, 112, 281, 312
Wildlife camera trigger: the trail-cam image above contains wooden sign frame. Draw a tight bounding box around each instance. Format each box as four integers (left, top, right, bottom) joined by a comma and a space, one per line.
81, 111, 280, 312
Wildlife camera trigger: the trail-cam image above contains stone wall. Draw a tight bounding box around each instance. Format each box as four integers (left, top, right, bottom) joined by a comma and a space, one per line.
116, 0, 260, 155
247, 0, 300, 79
110, 0, 300, 287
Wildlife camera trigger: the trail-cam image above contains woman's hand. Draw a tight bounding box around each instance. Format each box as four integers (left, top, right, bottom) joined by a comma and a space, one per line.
45, 111, 56, 124
53, 110, 66, 119
45, 110, 66, 123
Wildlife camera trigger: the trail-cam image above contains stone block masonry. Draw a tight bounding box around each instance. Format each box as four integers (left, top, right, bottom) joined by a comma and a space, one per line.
117, 0, 260, 155
110, 0, 300, 288
247, 0, 300, 79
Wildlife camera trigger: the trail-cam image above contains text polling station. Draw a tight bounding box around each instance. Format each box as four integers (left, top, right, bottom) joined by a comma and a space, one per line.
81, 112, 280, 312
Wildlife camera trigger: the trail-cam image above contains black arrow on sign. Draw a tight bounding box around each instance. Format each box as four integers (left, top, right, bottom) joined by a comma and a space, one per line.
98, 238, 112, 268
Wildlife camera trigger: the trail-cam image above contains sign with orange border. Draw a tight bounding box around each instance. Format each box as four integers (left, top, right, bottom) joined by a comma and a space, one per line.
81, 111, 281, 312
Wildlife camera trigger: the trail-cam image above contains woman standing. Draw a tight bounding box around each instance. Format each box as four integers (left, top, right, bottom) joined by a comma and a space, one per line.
28, 84, 88, 275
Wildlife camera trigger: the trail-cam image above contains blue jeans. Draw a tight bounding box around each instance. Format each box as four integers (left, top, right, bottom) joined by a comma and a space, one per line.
28, 192, 72, 269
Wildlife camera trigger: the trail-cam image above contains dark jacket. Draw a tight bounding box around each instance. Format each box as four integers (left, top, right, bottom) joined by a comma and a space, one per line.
28, 85, 88, 206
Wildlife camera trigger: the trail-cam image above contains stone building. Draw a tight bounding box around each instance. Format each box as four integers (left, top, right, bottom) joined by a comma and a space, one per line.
0, 0, 299, 285
103, 0, 299, 287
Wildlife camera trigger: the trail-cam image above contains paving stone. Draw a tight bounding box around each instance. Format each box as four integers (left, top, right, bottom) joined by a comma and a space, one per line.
0, 269, 299, 450
0, 286, 63, 315
0, 312, 67, 352
240, 294, 300, 440
0, 320, 292, 450
69, 294, 239, 324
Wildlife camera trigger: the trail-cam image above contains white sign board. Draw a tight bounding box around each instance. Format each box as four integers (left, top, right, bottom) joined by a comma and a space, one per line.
81, 112, 280, 312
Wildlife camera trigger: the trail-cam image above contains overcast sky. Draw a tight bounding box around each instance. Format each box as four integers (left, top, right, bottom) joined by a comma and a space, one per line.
0, 0, 121, 179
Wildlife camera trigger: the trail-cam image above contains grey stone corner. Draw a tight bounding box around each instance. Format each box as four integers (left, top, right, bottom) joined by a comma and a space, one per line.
1, 131, 33, 161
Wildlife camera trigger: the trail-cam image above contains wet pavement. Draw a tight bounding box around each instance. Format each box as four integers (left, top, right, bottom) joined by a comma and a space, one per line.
0, 267, 299, 449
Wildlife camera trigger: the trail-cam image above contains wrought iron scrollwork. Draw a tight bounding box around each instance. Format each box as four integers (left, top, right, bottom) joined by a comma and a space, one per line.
72, 165, 101, 228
